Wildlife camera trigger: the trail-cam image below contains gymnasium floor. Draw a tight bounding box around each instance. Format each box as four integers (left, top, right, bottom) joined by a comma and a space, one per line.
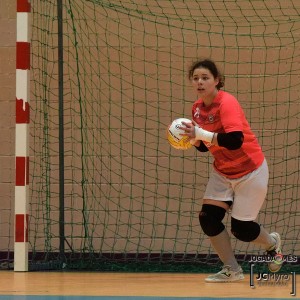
0, 271, 297, 300
0, 296, 297, 300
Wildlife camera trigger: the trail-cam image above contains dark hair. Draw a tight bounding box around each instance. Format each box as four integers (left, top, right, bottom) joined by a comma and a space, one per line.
188, 59, 224, 90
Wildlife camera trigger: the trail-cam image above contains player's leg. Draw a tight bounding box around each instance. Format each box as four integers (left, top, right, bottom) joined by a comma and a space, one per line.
199, 170, 244, 282
200, 201, 244, 282
231, 217, 282, 272
231, 159, 283, 272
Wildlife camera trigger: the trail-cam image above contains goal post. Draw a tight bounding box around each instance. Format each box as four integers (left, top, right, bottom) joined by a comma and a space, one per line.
14, 0, 31, 272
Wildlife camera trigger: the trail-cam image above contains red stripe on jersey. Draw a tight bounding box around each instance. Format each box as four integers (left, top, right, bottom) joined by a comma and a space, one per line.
16, 42, 30, 70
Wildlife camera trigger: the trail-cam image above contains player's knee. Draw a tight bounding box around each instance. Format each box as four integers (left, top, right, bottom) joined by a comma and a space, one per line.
199, 204, 226, 237
231, 217, 260, 242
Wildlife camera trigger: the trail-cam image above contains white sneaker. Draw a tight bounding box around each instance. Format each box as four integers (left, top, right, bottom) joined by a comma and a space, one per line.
267, 232, 283, 273
205, 265, 244, 283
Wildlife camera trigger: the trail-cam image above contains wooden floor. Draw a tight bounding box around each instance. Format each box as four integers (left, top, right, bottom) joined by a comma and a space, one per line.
0, 271, 297, 299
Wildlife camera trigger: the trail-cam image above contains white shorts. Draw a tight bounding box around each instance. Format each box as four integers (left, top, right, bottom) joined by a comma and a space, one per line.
203, 159, 269, 221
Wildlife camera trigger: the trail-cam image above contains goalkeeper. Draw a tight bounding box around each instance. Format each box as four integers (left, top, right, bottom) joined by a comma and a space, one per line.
180, 58, 283, 283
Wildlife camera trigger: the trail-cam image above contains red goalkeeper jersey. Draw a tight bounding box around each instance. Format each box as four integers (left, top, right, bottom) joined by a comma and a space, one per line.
192, 90, 265, 178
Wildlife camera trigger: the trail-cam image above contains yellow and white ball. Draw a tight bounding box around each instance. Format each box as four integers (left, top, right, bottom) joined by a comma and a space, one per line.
167, 118, 193, 150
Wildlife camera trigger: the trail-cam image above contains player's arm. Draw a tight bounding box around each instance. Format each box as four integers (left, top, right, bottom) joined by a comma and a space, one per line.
181, 121, 244, 150
214, 95, 244, 149
194, 141, 209, 152
216, 131, 244, 150
194, 130, 244, 150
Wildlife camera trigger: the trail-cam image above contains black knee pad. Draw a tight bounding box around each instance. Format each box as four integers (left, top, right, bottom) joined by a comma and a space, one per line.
231, 217, 261, 242
199, 204, 226, 237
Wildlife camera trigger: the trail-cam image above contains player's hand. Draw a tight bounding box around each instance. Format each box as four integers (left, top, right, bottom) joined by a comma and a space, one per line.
179, 120, 196, 138
180, 121, 201, 146
181, 120, 214, 143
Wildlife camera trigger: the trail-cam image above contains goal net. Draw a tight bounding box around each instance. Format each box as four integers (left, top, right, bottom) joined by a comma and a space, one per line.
18, 0, 300, 271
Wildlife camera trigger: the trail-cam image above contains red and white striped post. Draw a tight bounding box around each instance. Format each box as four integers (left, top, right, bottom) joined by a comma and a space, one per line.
15, 0, 31, 272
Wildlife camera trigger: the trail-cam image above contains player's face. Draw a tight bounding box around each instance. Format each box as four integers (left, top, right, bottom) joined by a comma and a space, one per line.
191, 67, 219, 100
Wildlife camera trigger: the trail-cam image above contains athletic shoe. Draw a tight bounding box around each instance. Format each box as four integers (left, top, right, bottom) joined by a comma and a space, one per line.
266, 232, 283, 273
205, 265, 244, 282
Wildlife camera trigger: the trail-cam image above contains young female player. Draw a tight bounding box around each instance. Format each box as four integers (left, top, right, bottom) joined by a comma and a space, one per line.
180, 58, 282, 282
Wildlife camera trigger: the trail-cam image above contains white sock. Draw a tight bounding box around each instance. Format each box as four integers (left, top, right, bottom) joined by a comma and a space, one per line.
252, 226, 276, 250
210, 229, 240, 271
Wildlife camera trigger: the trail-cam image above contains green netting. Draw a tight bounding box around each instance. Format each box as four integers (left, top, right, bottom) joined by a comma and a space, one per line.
26, 0, 300, 272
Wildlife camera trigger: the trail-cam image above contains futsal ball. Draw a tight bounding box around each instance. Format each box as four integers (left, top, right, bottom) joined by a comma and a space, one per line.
167, 118, 193, 150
